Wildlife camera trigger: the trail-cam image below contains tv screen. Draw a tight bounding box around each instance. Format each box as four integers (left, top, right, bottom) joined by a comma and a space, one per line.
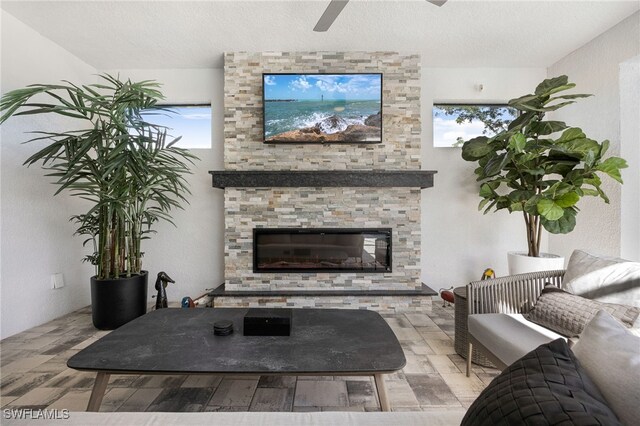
263, 73, 382, 144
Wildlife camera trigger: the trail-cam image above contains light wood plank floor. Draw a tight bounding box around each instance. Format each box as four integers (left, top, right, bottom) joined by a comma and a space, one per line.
0, 300, 498, 412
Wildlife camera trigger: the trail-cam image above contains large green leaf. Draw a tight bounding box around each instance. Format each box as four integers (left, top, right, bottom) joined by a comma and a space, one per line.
461, 136, 492, 161
581, 188, 599, 197
520, 101, 577, 113
509, 202, 524, 212
537, 198, 565, 220
546, 94, 592, 102
508, 134, 526, 152
496, 197, 511, 210
478, 198, 491, 211
557, 127, 585, 142
534, 76, 574, 96
556, 138, 600, 157
483, 153, 508, 177
555, 192, 580, 208
514, 152, 540, 165
523, 167, 545, 176
508, 189, 535, 202
508, 94, 539, 107
530, 121, 567, 136
583, 150, 596, 168
541, 208, 577, 234
507, 111, 535, 130
545, 163, 577, 176
479, 183, 495, 198
595, 157, 628, 183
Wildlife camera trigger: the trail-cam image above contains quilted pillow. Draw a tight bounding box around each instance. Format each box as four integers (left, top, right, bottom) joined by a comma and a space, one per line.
563, 249, 640, 308
524, 285, 639, 337
461, 339, 621, 426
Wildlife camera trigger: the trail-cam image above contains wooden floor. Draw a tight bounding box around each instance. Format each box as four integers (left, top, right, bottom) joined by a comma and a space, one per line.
0, 300, 498, 412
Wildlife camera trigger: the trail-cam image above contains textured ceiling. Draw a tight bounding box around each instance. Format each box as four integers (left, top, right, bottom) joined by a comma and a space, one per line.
2, 1, 638, 70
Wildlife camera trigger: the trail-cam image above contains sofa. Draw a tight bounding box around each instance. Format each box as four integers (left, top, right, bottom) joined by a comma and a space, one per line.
463, 310, 640, 425
466, 249, 640, 373
463, 249, 640, 425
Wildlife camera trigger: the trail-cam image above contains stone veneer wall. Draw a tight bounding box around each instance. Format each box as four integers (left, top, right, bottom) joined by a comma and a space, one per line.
224, 52, 421, 170
225, 188, 421, 290
223, 52, 422, 294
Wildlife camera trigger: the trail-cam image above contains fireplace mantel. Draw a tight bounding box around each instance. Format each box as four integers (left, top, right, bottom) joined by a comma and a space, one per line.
209, 170, 436, 189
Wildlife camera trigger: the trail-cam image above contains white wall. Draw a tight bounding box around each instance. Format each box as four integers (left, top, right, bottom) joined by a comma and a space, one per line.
420, 68, 547, 287
620, 55, 640, 260
547, 12, 640, 261
101, 68, 225, 303
0, 11, 96, 338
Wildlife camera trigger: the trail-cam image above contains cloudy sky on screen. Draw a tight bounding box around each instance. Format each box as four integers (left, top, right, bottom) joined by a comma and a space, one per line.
264, 74, 381, 101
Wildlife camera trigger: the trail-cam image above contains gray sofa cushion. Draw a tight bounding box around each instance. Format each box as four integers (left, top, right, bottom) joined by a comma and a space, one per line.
563, 249, 640, 308
524, 285, 640, 338
462, 339, 622, 426
572, 311, 640, 426
468, 314, 565, 367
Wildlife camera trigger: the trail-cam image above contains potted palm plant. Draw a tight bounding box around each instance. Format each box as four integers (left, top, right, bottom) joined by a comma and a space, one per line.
460, 75, 627, 274
1, 74, 198, 329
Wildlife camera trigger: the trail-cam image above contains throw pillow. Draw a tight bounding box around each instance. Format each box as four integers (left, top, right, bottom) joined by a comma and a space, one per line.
524, 285, 640, 337
572, 311, 640, 426
563, 249, 640, 308
461, 339, 621, 426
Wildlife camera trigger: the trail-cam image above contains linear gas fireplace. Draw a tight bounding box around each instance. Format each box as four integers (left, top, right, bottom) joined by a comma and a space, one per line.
253, 228, 392, 273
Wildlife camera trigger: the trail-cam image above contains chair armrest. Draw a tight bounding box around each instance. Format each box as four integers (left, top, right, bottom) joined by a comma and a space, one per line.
467, 270, 565, 315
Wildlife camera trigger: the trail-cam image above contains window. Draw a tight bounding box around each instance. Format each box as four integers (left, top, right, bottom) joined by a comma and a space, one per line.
140, 104, 211, 149
433, 104, 518, 147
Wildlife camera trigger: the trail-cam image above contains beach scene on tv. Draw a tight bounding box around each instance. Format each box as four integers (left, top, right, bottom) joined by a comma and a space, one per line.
263, 74, 382, 143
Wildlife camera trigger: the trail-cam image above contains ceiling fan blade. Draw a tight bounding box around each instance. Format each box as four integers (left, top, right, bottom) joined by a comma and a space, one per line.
426, 0, 447, 6
314, 0, 349, 32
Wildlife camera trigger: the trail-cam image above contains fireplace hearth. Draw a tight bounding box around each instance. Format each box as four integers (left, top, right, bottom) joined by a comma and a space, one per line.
253, 228, 392, 273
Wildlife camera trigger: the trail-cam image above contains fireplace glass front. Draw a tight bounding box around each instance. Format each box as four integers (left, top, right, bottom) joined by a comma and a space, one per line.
253, 228, 392, 273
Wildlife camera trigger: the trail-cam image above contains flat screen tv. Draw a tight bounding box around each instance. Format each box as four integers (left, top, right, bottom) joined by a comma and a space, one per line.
263, 73, 382, 144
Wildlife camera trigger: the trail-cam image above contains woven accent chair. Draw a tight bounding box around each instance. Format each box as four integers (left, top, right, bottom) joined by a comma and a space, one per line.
466, 270, 566, 376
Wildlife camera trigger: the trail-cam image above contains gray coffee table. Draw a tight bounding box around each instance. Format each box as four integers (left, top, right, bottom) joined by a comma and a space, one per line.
68, 308, 406, 411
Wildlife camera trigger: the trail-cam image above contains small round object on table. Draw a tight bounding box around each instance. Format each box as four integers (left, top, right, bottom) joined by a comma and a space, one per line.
213, 320, 233, 336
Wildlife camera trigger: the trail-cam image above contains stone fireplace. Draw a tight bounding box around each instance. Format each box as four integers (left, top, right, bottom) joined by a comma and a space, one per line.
223, 184, 421, 291
211, 51, 434, 312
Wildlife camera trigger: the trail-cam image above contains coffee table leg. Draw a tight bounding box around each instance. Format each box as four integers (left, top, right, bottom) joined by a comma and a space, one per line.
87, 372, 110, 412
374, 373, 391, 411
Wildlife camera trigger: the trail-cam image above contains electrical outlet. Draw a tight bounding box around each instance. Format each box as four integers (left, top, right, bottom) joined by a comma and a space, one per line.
51, 273, 65, 289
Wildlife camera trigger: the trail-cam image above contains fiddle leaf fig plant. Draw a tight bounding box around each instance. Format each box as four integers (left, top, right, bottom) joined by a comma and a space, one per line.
461, 75, 627, 257
0, 74, 198, 280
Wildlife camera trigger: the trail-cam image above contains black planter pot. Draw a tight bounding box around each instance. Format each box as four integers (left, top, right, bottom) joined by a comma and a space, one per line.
90, 271, 148, 330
